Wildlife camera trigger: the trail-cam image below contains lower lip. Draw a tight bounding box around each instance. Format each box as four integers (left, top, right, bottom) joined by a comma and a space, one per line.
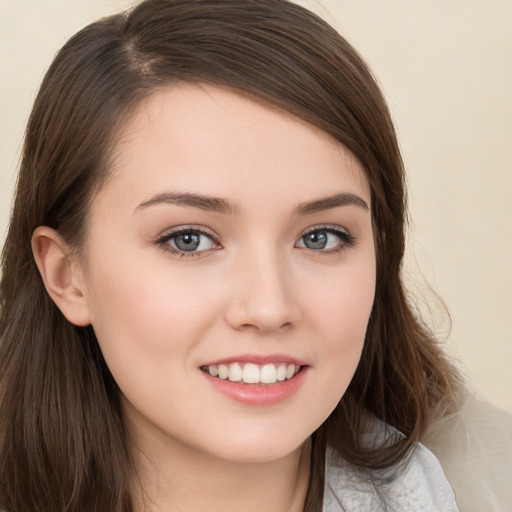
201, 367, 308, 406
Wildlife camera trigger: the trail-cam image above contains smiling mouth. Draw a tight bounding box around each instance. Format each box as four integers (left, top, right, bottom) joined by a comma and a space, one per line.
200, 362, 303, 385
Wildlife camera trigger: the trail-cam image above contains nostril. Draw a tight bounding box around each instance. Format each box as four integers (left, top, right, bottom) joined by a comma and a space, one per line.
237, 320, 294, 334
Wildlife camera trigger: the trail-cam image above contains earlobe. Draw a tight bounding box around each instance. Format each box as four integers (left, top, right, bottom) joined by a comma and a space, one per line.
31, 226, 91, 326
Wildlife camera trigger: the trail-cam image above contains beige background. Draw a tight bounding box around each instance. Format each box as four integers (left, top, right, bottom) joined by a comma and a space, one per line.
1, 0, 511, 411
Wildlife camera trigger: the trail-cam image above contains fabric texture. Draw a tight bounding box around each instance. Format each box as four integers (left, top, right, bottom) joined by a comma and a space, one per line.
323, 442, 459, 512
423, 392, 512, 512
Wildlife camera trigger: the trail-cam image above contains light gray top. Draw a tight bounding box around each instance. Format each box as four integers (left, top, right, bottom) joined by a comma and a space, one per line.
323, 442, 459, 511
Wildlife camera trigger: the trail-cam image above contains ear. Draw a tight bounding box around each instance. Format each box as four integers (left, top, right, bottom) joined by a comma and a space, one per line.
31, 226, 91, 326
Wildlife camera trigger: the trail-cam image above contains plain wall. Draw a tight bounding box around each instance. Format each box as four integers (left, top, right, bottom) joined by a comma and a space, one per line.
1, 0, 511, 411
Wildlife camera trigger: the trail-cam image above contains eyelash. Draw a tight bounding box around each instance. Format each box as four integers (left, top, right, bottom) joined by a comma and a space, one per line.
155, 225, 356, 258
156, 226, 220, 258
297, 225, 356, 254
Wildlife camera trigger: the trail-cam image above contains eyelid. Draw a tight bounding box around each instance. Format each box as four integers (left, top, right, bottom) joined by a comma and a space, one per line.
296, 224, 356, 251
298, 223, 349, 236
155, 225, 221, 257
154, 223, 355, 257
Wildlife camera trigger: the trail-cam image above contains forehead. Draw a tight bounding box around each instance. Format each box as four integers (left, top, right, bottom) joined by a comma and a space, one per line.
103, 84, 371, 212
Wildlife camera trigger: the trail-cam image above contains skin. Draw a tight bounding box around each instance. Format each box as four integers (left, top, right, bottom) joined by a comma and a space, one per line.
33, 85, 376, 511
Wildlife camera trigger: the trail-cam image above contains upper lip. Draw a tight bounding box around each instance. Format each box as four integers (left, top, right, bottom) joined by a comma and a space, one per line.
201, 353, 308, 366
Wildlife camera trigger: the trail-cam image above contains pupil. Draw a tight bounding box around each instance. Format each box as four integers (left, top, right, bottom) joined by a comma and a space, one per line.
175, 233, 200, 251
304, 231, 327, 250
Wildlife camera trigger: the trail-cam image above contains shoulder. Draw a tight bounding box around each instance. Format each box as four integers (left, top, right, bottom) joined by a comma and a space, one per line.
323, 442, 459, 512
423, 393, 512, 512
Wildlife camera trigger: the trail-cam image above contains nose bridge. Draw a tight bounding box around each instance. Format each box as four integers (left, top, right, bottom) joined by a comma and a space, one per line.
225, 241, 300, 333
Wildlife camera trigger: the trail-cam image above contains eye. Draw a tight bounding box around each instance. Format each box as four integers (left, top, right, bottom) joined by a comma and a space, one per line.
296, 227, 355, 252
157, 227, 218, 255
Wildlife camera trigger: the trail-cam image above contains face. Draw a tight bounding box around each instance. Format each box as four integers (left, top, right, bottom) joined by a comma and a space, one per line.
79, 85, 376, 464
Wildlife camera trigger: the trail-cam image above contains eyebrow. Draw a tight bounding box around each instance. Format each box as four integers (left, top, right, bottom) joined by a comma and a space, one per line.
292, 192, 369, 216
135, 191, 369, 216
135, 191, 241, 216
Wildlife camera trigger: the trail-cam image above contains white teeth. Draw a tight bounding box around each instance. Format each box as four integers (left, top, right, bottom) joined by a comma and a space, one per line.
228, 362, 243, 382
242, 363, 260, 384
206, 362, 301, 384
260, 364, 277, 384
218, 364, 229, 380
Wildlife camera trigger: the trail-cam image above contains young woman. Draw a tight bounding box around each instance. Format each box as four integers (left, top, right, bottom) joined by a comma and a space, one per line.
0, 1, 462, 510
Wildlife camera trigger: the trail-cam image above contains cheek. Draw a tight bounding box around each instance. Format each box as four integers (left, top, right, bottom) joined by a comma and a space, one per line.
85, 250, 217, 343
305, 257, 376, 340
82, 252, 228, 406
83, 255, 221, 413
302, 258, 376, 398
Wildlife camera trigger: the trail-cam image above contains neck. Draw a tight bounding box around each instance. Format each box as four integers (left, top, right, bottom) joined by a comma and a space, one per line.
131, 432, 311, 512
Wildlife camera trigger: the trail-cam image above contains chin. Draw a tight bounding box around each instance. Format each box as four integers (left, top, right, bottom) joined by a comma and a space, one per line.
201, 426, 310, 464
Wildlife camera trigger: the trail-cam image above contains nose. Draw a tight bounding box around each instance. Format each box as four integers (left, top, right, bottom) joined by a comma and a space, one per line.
225, 249, 302, 334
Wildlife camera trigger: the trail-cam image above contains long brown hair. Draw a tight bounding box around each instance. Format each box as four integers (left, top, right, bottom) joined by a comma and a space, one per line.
0, 1, 461, 510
